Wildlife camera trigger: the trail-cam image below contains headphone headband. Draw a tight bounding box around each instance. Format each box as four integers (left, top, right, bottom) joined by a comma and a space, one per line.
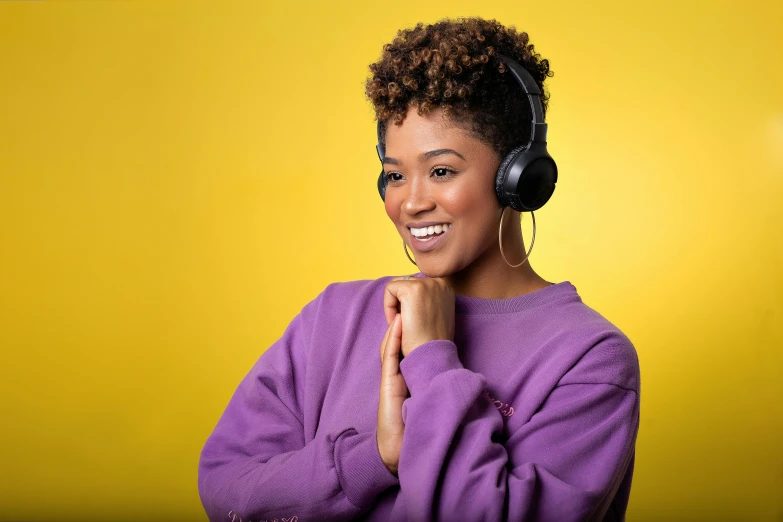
496, 53, 548, 145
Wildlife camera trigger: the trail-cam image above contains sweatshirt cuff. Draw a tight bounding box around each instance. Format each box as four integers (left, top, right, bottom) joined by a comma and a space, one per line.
333, 428, 399, 509
399, 339, 463, 395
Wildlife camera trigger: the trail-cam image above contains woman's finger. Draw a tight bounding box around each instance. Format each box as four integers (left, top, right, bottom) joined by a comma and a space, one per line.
383, 279, 410, 326
383, 275, 418, 325
382, 314, 402, 379
379, 317, 392, 360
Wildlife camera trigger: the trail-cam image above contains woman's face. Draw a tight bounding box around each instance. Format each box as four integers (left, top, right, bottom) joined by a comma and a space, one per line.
383, 106, 503, 277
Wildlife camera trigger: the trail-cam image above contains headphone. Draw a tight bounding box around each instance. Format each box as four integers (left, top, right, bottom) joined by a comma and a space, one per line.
375, 53, 558, 212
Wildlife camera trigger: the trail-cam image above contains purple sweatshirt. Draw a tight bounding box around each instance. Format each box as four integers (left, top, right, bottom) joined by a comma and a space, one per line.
198, 275, 640, 522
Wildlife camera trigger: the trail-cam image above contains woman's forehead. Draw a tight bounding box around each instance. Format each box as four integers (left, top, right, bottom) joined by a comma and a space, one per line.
384, 110, 489, 162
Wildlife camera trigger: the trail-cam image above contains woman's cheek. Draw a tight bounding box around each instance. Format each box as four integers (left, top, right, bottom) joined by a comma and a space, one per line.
384, 196, 398, 222
441, 179, 474, 209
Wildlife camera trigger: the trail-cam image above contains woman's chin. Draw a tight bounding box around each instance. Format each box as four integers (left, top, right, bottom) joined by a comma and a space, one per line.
415, 259, 460, 279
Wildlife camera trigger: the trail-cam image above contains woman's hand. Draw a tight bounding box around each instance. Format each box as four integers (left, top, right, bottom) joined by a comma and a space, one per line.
377, 313, 407, 476
383, 276, 455, 357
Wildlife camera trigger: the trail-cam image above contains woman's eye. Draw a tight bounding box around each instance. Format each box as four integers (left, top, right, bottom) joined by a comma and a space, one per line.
433, 167, 454, 178
385, 169, 453, 183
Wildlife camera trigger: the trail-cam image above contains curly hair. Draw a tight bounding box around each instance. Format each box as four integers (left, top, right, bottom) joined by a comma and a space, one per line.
365, 17, 553, 160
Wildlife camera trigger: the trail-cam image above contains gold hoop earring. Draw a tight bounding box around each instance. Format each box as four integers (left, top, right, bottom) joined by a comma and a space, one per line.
499, 207, 536, 268
403, 240, 417, 266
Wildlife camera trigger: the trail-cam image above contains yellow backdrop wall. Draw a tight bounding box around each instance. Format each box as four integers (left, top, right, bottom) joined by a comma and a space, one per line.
1, 1, 781, 520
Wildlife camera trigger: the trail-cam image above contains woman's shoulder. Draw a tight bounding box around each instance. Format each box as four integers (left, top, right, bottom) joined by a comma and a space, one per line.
510, 281, 639, 392
316, 274, 397, 305
551, 290, 640, 392
295, 274, 398, 325
555, 286, 634, 341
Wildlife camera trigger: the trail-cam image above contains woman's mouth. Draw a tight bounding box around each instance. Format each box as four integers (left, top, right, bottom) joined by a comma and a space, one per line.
407, 223, 452, 253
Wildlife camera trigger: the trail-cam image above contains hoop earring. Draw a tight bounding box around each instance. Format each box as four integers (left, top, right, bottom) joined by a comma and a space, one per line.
499, 207, 536, 268
403, 240, 417, 266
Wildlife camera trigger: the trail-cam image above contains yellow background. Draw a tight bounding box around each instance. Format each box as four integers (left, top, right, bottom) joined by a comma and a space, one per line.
1, 1, 781, 520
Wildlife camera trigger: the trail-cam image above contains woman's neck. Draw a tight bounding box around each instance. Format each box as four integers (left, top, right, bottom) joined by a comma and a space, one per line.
433, 208, 552, 300
444, 255, 552, 300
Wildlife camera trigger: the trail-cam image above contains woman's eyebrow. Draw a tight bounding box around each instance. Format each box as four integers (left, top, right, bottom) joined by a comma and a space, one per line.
382, 148, 466, 166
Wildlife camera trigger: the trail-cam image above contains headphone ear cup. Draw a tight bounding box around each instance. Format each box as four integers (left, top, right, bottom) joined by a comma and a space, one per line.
495, 145, 528, 210
377, 170, 387, 201
496, 145, 558, 212
518, 155, 557, 211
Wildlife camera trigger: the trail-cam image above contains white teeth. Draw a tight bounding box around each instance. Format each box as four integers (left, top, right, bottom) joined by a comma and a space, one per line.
409, 223, 451, 237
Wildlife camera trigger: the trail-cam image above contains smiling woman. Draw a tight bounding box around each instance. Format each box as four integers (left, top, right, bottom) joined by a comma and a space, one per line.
198, 16, 640, 522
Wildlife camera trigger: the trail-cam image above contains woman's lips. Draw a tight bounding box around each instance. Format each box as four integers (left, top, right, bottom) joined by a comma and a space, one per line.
408, 225, 451, 253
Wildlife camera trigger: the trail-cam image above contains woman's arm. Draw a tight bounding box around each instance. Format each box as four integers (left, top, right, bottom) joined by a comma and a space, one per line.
397, 336, 640, 522
198, 297, 399, 522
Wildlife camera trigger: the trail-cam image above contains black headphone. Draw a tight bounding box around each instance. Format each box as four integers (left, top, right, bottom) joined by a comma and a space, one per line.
375, 53, 557, 212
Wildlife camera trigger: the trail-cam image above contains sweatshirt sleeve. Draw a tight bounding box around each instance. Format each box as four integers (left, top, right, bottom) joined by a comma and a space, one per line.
197, 295, 399, 522
397, 337, 639, 522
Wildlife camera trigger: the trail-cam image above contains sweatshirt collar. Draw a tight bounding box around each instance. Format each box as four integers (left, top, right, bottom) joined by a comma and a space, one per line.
410, 273, 579, 315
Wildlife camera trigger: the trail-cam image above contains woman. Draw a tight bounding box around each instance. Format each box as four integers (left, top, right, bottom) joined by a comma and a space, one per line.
198, 17, 640, 522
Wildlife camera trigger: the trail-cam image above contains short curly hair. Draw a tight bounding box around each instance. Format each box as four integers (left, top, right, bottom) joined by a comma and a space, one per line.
366, 17, 553, 160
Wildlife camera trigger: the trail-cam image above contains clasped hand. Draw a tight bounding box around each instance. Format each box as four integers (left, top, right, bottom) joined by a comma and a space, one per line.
376, 276, 455, 475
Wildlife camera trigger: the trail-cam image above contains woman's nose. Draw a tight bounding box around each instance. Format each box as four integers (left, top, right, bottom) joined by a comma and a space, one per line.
403, 177, 436, 215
